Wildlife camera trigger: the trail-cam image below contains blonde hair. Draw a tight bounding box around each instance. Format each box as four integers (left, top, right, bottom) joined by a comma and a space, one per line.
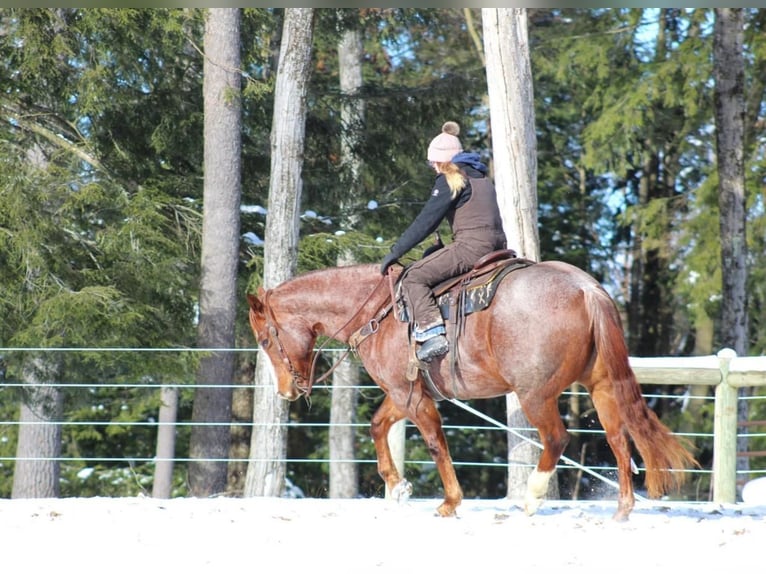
433, 161, 466, 199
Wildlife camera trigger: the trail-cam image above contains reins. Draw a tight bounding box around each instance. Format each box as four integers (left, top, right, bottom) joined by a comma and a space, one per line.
266, 271, 396, 396
307, 271, 397, 390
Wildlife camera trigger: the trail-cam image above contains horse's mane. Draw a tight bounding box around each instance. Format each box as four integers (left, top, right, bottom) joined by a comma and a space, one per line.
278, 263, 377, 290
274, 263, 384, 307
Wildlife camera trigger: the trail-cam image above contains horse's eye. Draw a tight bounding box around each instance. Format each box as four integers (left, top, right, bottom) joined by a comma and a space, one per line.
260, 338, 270, 349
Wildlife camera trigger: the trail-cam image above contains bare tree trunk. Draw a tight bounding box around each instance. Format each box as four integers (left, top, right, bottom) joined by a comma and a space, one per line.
152, 385, 178, 498
328, 19, 365, 500
228, 360, 255, 495
189, 7, 242, 497
713, 8, 749, 487
482, 8, 539, 262
12, 358, 63, 498
245, 8, 315, 498
483, 8, 557, 501
329, 352, 358, 497
12, 141, 64, 499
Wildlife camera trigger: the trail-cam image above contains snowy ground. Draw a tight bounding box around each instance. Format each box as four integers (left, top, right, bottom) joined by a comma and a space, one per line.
1, 495, 764, 573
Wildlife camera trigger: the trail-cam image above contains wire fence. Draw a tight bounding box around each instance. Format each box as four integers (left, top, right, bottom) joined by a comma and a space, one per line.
0, 347, 764, 501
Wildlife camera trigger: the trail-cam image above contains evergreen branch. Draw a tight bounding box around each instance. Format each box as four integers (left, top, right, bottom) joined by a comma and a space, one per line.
1, 100, 106, 173
184, 29, 261, 87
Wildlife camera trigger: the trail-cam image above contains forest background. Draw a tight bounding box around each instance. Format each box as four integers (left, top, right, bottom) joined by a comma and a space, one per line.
0, 8, 764, 502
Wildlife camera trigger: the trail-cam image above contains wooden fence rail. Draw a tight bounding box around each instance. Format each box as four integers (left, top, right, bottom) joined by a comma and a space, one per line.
630, 348, 766, 503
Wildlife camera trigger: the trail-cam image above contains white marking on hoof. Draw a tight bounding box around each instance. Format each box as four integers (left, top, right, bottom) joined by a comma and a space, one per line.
390, 479, 412, 503
524, 469, 553, 516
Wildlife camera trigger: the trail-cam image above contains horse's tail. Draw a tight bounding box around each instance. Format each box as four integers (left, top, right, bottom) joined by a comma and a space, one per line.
585, 286, 698, 498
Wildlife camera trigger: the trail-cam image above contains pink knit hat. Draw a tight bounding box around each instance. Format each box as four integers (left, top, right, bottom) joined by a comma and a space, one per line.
427, 121, 463, 163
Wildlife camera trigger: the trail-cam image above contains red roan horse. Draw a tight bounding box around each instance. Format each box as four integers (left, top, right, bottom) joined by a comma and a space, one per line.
247, 260, 697, 521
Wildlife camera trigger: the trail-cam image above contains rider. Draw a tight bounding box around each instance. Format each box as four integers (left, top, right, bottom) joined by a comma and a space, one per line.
380, 121, 507, 362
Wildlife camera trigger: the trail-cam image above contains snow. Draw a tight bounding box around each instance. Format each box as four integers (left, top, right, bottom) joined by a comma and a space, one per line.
240, 204, 268, 215
2, 495, 764, 572
743, 476, 766, 503
241, 231, 263, 246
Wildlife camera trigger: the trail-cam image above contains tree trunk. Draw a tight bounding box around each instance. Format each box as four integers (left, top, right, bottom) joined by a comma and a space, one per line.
329, 338, 359, 498
228, 359, 255, 495
482, 8, 557, 501
713, 8, 749, 484
482, 8, 539, 262
189, 7, 242, 497
245, 8, 315, 498
152, 385, 178, 498
12, 358, 63, 498
329, 20, 365, 500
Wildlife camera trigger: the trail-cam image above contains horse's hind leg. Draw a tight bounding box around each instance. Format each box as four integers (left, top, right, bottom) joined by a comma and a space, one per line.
588, 378, 635, 521
519, 395, 570, 516
369, 395, 412, 502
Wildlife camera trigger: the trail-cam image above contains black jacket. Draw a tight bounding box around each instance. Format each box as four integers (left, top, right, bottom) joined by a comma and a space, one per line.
389, 158, 488, 260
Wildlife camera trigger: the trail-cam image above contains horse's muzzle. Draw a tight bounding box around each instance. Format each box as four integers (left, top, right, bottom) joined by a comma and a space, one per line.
279, 390, 301, 402
278, 381, 306, 402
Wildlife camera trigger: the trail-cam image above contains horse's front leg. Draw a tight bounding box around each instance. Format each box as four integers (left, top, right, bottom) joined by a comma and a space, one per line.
406, 394, 463, 517
369, 395, 412, 502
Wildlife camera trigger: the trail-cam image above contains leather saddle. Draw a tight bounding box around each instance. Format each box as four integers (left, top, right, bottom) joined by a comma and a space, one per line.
396, 249, 536, 323
394, 249, 536, 396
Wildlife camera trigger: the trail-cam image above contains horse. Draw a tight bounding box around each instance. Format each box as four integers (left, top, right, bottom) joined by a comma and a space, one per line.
246, 259, 697, 521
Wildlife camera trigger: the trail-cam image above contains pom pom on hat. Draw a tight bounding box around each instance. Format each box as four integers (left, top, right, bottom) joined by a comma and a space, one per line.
427, 121, 463, 163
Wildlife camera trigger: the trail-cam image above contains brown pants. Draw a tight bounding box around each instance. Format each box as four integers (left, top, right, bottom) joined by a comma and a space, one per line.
401, 230, 506, 338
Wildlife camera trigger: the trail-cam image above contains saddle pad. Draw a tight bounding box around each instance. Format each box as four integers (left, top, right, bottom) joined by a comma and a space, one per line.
436, 259, 534, 320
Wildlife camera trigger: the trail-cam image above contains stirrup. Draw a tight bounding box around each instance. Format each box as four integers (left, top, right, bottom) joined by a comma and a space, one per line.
416, 335, 449, 362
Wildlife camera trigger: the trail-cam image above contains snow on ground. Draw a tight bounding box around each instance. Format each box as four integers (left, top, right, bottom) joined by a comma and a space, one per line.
1, 495, 764, 573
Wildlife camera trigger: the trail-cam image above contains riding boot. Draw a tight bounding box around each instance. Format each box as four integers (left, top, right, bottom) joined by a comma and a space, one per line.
416, 334, 449, 362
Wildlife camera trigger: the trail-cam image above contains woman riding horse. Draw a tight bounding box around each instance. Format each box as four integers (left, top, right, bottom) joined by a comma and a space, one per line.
380, 121, 507, 362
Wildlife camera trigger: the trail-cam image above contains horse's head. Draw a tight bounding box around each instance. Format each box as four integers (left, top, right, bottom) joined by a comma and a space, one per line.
247, 289, 316, 401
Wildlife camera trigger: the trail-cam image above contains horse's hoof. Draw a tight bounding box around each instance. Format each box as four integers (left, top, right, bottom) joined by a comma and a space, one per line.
612, 505, 632, 522
390, 479, 412, 503
436, 503, 458, 517
523, 494, 544, 516
612, 497, 634, 521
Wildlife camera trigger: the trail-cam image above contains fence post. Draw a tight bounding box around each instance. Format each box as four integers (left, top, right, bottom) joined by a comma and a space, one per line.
713, 348, 737, 504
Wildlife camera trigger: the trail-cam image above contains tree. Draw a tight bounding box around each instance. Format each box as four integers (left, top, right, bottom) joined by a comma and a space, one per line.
152, 385, 179, 498
1, 9, 205, 497
482, 9, 539, 261
188, 7, 242, 497
482, 8, 559, 502
245, 8, 315, 497
329, 12, 365, 499
12, 359, 63, 497
713, 7, 749, 482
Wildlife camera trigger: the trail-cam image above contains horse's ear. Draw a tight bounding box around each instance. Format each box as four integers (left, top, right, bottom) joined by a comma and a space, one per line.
247, 293, 263, 313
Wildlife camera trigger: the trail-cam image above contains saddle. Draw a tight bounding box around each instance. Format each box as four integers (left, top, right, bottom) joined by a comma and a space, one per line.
396, 249, 535, 324
348, 249, 536, 400
394, 249, 536, 397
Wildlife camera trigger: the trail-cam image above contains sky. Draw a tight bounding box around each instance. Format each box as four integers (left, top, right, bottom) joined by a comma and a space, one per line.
2, 492, 764, 573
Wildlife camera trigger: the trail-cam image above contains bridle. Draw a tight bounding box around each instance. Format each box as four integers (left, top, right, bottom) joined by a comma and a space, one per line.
259, 270, 397, 397
261, 289, 312, 396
